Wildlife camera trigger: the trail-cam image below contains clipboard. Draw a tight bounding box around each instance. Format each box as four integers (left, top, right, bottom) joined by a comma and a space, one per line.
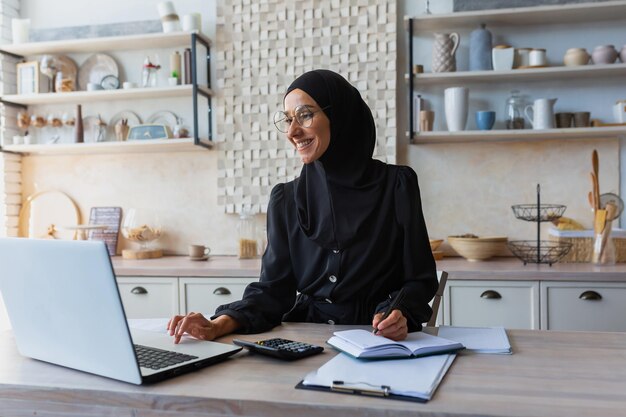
295, 380, 426, 403
295, 352, 455, 403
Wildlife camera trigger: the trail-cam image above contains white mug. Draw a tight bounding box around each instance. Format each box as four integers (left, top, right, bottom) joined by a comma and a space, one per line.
11, 18, 30, 44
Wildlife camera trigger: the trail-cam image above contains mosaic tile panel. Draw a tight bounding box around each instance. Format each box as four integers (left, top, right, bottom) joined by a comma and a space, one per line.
216, 0, 397, 214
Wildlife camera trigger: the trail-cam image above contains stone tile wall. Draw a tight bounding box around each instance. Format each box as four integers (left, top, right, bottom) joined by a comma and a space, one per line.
215, 0, 397, 214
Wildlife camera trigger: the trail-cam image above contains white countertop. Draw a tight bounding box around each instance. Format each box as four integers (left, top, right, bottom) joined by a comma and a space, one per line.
111, 256, 626, 281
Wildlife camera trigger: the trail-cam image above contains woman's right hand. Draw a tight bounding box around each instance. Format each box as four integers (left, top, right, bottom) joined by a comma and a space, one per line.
167, 313, 239, 344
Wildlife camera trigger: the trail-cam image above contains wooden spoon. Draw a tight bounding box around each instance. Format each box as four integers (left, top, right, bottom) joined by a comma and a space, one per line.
588, 191, 595, 210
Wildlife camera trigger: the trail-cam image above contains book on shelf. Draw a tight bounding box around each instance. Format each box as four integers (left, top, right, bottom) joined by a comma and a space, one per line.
326, 329, 464, 359
437, 326, 512, 354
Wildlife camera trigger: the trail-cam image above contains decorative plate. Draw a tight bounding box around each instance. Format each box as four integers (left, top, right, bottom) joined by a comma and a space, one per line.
78, 54, 119, 91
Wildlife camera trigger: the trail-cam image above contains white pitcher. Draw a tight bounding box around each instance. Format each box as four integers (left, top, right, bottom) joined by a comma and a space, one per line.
524, 98, 557, 130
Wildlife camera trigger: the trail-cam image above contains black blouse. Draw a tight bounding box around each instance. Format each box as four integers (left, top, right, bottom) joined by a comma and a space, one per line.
213, 164, 438, 333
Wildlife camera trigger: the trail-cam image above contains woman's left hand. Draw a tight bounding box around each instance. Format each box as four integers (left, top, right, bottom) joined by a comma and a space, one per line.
372, 309, 408, 341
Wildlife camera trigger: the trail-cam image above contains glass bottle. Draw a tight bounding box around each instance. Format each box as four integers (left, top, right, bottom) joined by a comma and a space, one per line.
237, 212, 258, 259
504, 89, 525, 130
592, 231, 616, 265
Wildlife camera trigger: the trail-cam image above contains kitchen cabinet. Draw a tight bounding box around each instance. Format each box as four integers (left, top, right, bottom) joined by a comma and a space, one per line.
116, 276, 179, 319
443, 279, 540, 329
0, 31, 213, 155
405, 1, 626, 144
179, 277, 255, 316
541, 281, 626, 331
114, 275, 256, 319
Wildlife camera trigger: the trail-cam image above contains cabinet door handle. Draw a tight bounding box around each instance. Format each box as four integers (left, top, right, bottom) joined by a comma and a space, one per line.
480, 290, 502, 299
131, 286, 148, 295
579, 290, 602, 301
213, 287, 231, 295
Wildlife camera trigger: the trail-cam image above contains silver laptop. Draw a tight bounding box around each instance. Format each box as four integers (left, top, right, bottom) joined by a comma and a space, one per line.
0, 238, 241, 384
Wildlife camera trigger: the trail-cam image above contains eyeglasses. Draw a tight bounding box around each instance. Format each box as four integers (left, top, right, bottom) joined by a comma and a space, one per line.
273, 105, 330, 133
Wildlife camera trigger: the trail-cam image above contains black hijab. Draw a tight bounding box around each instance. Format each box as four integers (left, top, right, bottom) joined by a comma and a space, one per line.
286, 69, 387, 250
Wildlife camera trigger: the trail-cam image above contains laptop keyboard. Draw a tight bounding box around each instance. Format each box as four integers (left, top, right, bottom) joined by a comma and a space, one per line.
134, 344, 199, 370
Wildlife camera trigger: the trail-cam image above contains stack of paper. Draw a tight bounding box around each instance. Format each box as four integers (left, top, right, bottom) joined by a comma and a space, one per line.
300, 352, 456, 402
327, 329, 464, 359
437, 326, 512, 354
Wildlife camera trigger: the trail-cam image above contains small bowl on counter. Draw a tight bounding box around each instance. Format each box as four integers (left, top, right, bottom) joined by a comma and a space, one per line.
447, 235, 508, 262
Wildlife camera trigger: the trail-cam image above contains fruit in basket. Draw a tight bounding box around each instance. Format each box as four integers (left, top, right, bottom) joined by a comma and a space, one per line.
552, 216, 584, 231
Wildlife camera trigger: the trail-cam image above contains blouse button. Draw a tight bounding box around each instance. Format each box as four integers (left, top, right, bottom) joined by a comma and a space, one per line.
333, 249, 340, 254
328, 275, 337, 283
328, 320, 335, 325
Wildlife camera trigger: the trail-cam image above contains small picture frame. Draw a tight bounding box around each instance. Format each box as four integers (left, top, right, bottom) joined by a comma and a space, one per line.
16, 61, 49, 94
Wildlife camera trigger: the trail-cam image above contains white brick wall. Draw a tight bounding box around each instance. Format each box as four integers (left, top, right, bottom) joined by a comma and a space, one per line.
1, 0, 23, 238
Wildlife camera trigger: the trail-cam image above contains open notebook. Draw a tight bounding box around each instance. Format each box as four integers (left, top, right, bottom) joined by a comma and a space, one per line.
327, 329, 464, 359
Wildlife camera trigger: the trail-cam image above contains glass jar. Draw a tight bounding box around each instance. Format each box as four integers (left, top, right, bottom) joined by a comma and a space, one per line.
237, 212, 258, 259
592, 232, 616, 266
504, 89, 525, 130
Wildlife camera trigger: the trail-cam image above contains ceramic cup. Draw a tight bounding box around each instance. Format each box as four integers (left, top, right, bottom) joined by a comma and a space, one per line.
188, 244, 211, 259
12, 135, 24, 145
11, 18, 30, 44
475, 111, 496, 130
419, 110, 435, 131
122, 82, 137, 89
555, 112, 573, 128
573, 111, 591, 128
167, 77, 178, 86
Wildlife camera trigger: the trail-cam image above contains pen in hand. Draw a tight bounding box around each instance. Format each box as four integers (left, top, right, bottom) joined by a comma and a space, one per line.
373, 288, 406, 335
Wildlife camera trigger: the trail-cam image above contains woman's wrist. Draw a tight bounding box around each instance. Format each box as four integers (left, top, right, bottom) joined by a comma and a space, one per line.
212, 314, 240, 337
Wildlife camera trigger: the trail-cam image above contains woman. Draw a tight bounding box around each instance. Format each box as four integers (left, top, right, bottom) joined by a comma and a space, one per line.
168, 70, 437, 342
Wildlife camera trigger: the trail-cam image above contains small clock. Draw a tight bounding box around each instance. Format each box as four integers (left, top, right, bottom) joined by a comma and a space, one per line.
127, 124, 172, 140
100, 74, 120, 90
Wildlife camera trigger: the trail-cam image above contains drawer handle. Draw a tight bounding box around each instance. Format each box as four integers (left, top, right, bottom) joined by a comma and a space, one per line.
480, 290, 502, 299
213, 287, 231, 295
131, 286, 148, 295
579, 290, 602, 301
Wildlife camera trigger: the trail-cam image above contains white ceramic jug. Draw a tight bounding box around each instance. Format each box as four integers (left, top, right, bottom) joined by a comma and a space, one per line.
614, 100, 626, 123
524, 98, 557, 130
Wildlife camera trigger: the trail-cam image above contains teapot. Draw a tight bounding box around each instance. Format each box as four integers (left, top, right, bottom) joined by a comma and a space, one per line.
524, 98, 557, 130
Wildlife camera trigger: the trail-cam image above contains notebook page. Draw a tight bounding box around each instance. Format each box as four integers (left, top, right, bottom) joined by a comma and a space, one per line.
437, 326, 511, 353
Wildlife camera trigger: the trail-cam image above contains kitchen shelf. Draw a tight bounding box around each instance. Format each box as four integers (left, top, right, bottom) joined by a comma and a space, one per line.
411, 126, 626, 144
0, 31, 211, 56
1, 85, 213, 106
406, 63, 626, 86
1, 138, 212, 156
405, 0, 626, 32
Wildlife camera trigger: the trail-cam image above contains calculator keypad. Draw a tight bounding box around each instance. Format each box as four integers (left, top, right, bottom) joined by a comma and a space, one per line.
233, 337, 324, 360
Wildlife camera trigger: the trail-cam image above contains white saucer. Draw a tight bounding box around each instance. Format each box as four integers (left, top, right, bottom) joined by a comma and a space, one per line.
189, 255, 209, 261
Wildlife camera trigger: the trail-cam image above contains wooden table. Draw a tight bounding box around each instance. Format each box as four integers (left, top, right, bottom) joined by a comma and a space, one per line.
1, 323, 626, 417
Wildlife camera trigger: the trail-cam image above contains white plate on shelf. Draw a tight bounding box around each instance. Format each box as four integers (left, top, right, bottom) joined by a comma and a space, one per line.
146, 110, 180, 129
78, 54, 118, 91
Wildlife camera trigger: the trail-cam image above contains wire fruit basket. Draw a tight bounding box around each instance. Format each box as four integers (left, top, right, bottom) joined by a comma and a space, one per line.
508, 240, 572, 265
509, 185, 572, 266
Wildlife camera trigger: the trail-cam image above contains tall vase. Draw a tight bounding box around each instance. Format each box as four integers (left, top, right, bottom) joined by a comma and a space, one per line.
469, 24, 492, 71
432, 32, 460, 73
444, 87, 469, 132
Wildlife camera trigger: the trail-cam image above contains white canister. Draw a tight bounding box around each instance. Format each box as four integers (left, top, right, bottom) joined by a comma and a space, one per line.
182, 13, 202, 32
444, 87, 469, 132
614, 100, 626, 123
529, 48, 547, 67
157, 1, 181, 33
11, 18, 30, 44
492, 45, 514, 71
514, 48, 532, 68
